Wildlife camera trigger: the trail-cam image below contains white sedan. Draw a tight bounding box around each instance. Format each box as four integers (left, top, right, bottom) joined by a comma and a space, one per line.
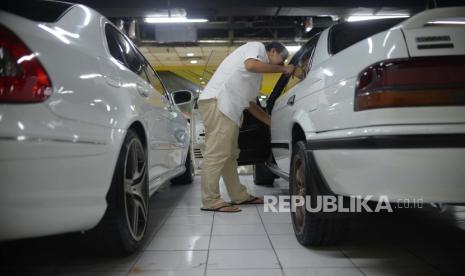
238, 7, 465, 245
0, 2, 194, 254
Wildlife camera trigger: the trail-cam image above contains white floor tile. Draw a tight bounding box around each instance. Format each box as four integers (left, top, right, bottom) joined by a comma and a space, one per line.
284, 268, 364, 276
276, 248, 354, 268
128, 268, 205, 276
259, 212, 292, 224
133, 251, 207, 271
210, 235, 272, 250
265, 223, 295, 235
164, 216, 213, 225
269, 235, 304, 249
171, 207, 214, 217
207, 269, 283, 276
207, 249, 280, 269
212, 224, 266, 236
214, 214, 262, 225
157, 224, 212, 236
146, 235, 210, 250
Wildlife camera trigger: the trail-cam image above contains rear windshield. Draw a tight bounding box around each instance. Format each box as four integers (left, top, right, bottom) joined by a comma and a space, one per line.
328, 18, 405, 55
1, 1, 73, 23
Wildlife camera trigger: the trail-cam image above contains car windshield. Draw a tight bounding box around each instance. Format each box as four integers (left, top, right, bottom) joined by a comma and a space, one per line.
328, 18, 406, 55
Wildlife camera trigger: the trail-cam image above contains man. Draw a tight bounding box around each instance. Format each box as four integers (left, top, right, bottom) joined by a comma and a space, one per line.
198, 41, 295, 212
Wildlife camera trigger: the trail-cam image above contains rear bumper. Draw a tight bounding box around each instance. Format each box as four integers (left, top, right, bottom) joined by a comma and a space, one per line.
307, 133, 465, 203
0, 133, 123, 241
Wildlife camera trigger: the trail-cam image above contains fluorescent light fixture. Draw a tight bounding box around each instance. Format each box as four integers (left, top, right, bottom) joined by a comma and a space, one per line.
347, 14, 409, 22
286, 45, 301, 53
186, 53, 195, 57
427, 20, 465, 25
190, 60, 198, 64
144, 17, 208, 23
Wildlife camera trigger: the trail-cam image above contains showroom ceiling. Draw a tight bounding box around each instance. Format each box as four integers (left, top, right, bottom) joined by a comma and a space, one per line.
74, 0, 463, 93
73, 0, 455, 44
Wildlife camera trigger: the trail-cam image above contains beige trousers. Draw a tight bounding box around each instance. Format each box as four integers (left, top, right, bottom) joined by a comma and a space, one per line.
198, 99, 251, 208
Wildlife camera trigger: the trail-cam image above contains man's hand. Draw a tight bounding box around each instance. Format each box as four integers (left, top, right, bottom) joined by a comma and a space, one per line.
247, 101, 271, 126
282, 64, 295, 76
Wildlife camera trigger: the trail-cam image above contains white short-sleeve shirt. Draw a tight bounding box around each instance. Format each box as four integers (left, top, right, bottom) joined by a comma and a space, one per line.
198, 42, 269, 126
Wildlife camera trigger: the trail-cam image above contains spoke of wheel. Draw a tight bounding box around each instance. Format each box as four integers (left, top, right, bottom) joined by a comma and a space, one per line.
131, 143, 138, 178
132, 199, 139, 235
132, 161, 146, 184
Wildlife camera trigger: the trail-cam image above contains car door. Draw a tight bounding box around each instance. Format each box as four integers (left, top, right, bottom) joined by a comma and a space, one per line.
143, 62, 189, 173
106, 25, 176, 179
237, 34, 320, 169
269, 34, 320, 173
237, 105, 271, 166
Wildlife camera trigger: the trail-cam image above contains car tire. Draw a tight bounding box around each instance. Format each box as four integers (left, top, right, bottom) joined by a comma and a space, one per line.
289, 141, 345, 246
171, 148, 194, 185
89, 129, 149, 256
253, 163, 276, 186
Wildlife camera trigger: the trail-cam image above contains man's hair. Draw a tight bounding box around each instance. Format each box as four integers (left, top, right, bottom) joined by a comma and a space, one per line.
265, 41, 288, 57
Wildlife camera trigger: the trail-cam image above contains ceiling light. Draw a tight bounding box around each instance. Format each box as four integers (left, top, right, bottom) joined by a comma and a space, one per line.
186, 53, 195, 57
347, 14, 410, 22
190, 60, 198, 64
427, 20, 465, 25
144, 17, 208, 24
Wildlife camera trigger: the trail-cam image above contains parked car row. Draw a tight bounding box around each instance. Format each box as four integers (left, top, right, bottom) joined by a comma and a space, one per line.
1, 0, 464, 253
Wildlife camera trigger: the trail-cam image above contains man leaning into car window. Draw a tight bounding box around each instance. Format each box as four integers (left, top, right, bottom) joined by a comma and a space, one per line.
198, 42, 295, 212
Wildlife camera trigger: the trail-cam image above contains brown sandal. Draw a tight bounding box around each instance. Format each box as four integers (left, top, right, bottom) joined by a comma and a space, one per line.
201, 202, 242, 212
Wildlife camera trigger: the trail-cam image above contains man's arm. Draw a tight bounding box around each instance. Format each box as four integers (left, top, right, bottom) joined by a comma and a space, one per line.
247, 101, 271, 126
245, 59, 295, 76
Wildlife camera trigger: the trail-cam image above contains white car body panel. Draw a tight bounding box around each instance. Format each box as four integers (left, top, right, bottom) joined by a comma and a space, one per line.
269, 7, 465, 203
0, 5, 190, 240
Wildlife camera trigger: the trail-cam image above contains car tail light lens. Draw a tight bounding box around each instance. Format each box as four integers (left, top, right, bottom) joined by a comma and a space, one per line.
0, 25, 52, 103
355, 56, 465, 111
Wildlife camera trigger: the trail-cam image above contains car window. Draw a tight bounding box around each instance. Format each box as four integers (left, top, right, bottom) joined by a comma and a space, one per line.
283, 34, 320, 93
105, 24, 146, 78
144, 63, 167, 96
266, 33, 320, 114
105, 25, 126, 65
328, 18, 405, 55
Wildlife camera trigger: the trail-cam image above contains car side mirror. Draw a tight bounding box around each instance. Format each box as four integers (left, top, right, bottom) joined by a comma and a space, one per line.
171, 90, 194, 119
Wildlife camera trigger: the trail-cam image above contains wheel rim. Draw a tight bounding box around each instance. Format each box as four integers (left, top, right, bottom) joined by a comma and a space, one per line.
123, 139, 148, 241
291, 157, 305, 234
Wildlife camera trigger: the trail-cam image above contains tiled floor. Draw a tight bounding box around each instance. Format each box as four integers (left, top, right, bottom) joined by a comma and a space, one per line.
1, 175, 465, 276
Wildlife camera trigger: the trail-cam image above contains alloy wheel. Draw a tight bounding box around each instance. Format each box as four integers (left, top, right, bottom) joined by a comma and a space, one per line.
123, 139, 148, 241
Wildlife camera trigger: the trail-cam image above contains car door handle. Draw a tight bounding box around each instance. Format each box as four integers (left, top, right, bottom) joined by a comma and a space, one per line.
287, 95, 296, 106
137, 84, 150, 97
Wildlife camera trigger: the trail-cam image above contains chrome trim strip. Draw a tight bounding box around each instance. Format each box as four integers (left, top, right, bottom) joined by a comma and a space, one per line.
0, 136, 107, 145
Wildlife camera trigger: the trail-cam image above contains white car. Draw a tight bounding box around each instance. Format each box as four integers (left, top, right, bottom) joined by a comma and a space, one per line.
0, 2, 194, 254
238, 7, 465, 245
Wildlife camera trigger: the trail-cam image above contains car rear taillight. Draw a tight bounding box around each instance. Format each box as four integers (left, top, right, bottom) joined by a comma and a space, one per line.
355, 56, 465, 111
0, 25, 52, 103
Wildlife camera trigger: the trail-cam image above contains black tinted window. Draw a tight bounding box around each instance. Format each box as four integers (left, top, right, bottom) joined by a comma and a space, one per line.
328, 18, 405, 55
1, 1, 72, 23
105, 25, 125, 65
105, 25, 145, 75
